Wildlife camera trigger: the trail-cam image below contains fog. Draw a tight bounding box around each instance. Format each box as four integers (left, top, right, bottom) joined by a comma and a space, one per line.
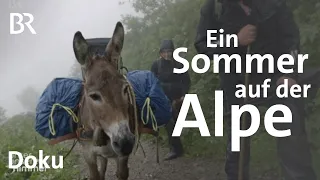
0, 0, 134, 116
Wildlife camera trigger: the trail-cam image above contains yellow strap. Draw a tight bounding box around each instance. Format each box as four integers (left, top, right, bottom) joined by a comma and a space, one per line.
49, 103, 79, 136
141, 97, 158, 132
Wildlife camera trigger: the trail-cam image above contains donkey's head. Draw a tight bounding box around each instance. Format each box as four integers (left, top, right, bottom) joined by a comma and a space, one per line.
73, 22, 134, 156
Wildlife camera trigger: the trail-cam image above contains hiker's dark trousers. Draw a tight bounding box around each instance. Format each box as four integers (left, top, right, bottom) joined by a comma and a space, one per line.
220, 72, 317, 180
161, 83, 184, 153
165, 98, 183, 153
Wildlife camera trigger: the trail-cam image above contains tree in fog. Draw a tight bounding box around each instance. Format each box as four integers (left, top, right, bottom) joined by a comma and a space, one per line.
0, 106, 6, 123
69, 60, 82, 79
16, 86, 40, 113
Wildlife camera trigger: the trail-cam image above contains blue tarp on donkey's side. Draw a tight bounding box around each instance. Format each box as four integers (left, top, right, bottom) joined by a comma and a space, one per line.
35, 71, 171, 139
35, 78, 82, 139
127, 70, 172, 129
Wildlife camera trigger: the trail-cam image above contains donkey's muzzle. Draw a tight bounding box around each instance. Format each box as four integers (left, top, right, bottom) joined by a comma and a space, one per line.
112, 133, 135, 156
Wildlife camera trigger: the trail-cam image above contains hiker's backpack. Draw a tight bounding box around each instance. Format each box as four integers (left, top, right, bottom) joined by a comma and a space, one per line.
126, 70, 172, 130
35, 78, 82, 139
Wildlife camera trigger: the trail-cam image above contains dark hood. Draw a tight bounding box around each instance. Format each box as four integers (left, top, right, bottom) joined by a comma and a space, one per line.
160, 39, 175, 52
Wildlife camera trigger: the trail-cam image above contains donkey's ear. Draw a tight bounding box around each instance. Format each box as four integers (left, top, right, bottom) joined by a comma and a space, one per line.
105, 22, 124, 68
73, 31, 89, 65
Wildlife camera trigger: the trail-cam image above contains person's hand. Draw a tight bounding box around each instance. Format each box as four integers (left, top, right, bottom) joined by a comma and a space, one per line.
277, 76, 297, 87
237, 25, 257, 46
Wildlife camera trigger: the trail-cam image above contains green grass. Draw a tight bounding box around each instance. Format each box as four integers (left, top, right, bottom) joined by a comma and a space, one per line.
0, 114, 81, 180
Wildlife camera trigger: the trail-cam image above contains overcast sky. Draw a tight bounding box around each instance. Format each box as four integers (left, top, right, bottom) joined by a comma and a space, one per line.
0, 0, 134, 116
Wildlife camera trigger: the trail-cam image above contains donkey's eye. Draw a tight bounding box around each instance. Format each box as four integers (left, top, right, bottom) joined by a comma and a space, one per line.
89, 93, 102, 101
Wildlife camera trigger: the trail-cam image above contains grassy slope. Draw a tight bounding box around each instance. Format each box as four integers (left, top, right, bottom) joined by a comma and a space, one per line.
0, 114, 81, 180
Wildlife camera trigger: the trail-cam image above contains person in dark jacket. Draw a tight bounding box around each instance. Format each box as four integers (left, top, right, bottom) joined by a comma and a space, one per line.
195, 0, 317, 180
151, 39, 191, 160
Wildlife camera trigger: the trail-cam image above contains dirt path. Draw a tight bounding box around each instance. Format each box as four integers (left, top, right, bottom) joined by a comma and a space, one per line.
73, 140, 225, 180
73, 140, 278, 180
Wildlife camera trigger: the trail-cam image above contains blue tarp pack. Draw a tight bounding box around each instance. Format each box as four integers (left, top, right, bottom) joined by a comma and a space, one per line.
35, 78, 82, 139
35, 71, 171, 139
126, 70, 172, 130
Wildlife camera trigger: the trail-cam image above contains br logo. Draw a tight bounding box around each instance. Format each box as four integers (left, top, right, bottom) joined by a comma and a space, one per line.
10, 13, 36, 34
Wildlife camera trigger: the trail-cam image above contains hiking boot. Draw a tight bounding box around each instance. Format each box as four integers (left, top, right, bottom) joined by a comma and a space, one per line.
164, 119, 184, 161
164, 148, 183, 161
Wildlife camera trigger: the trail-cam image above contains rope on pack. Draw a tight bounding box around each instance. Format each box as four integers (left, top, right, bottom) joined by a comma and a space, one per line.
49, 103, 79, 136
141, 97, 158, 132
123, 75, 142, 155
141, 97, 161, 163
48, 103, 79, 162
123, 72, 160, 163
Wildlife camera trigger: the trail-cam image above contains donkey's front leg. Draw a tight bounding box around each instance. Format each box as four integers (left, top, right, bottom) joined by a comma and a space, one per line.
98, 156, 108, 180
116, 156, 129, 180
83, 153, 100, 180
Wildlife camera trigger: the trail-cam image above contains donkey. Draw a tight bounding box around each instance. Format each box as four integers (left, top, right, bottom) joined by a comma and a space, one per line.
73, 22, 135, 180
